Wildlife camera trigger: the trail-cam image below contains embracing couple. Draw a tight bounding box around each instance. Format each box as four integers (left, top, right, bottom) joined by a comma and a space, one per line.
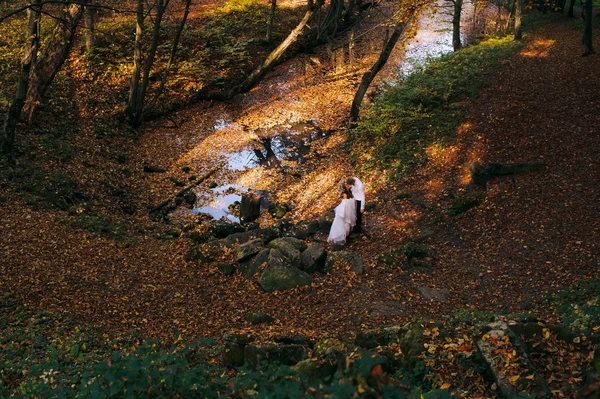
327, 177, 365, 246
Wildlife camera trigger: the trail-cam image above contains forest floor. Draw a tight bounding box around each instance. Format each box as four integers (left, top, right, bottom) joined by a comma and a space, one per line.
1, 15, 599, 346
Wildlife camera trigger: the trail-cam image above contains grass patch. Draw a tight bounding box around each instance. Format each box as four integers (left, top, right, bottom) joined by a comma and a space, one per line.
349, 36, 521, 179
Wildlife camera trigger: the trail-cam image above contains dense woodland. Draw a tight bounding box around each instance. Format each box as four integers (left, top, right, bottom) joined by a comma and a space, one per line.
1, 0, 600, 397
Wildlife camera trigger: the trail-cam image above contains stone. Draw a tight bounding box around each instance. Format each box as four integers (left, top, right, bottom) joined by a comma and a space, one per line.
475, 320, 551, 398
417, 286, 450, 302
209, 221, 246, 239
234, 239, 262, 262
217, 262, 236, 276
318, 210, 335, 233
324, 251, 364, 274
181, 166, 191, 173
260, 227, 280, 244
293, 358, 339, 382
183, 191, 196, 205
244, 344, 307, 368
246, 312, 275, 325
143, 165, 166, 173
222, 231, 254, 247
222, 333, 255, 367
300, 243, 327, 273
267, 237, 304, 264
238, 249, 270, 279
259, 250, 313, 292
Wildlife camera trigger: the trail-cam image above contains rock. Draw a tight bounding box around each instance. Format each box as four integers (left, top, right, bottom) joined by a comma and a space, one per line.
417, 286, 450, 302
181, 166, 191, 173
240, 193, 262, 224
169, 177, 185, 187
143, 165, 166, 173
260, 227, 280, 244
293, 358, 339, 382
234, 239, 262, 262
209, 221, 246, 239
222, 231, 254, 247
300, 243, 327, 273
245, 344, 307, 368
223, 333, 255, 367
209, 182, 218, 189
268, 202, 291, 219
355, 325, 407, 349
475, 320, 551, 398
259, 250, 313, 292
318, 210, 335, 233
246, 312, 275, 325
267, 237, 305, 264
238, 249, 270, 279
273, 336, 313, 347
217, 262, 236, 276
183, 191, 196, 205
324, 251, 364, 274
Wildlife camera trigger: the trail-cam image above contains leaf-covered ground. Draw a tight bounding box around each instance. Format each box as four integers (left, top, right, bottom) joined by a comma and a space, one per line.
1, 13, 599, 359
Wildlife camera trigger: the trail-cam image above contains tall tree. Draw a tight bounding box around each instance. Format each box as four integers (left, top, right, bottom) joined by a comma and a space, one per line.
452, 0, 464, 50
1, 0, 42, 154
514, 0, 522, 40
582, 0, 594, 55
83, 3, 96, 53
23, 1, 87, 122
126, 0, 170, 127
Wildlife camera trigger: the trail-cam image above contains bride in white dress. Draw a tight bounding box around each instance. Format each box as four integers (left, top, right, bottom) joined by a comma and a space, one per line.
327, 188, 357, 245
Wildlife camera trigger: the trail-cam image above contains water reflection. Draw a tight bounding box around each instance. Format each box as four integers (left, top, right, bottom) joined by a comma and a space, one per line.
193, 184, 248, 223
226, 122, 329, 172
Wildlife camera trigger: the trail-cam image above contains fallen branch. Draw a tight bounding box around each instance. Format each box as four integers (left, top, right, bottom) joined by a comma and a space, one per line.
149, 168, 218, 214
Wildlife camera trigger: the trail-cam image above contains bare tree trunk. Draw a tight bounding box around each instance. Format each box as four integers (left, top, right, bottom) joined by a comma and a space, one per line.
514, 0, 522, 40
582, 0, 594, 55
567, 0, 575, 17
1, 1, 41, 154
126, 0, 144, 124
147, 0, 191, 111
231, 1, 322, 96
84, 4, 96, 53
349, 19, 409, 125
266, 0, 276, 42
452, 0, 463, 50
23, 2, 86, 123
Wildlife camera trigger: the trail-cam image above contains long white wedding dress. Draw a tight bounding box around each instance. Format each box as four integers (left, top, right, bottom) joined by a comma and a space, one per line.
327, 198, 357, 245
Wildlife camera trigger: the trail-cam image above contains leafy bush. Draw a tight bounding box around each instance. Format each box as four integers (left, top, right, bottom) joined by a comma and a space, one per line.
349, 37, 521, 179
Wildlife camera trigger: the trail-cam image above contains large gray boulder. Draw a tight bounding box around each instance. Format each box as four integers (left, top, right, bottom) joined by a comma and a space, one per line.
267, 237, 306, 264
417, 286, 450, 302
324, 251, 364, 274
234, 238, 262, 262
238, 248, 270, 279
259, 250, 313, 292
300, 243, 327, 273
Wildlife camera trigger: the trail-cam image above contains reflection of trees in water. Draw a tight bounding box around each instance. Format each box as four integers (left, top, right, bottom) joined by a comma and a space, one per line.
254, 137, 284, 170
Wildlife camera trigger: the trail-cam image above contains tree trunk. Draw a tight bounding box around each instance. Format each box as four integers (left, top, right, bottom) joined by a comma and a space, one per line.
147, 0, 191, 112
266, 0, 276, 42
126, 0, 145, 125
349, 19, 409, 125
582, 0, 594, 56
1, 1, 41, 154
567, 0, 575, 17
84, 4, 96, 53
514, 0, 522, 40
452, 0, 463, 50
127, 0, 169, 127
23, 2, 85, 123
231, 1, 321, 96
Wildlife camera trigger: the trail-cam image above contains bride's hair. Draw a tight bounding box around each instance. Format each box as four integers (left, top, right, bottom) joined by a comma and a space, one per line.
341, 187, 353, 199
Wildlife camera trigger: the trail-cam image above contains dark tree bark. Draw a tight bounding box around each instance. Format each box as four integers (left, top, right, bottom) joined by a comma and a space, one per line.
452, 0, 463, 50
567, 0, 576, 17
349, 20, 409, 125
23, 2, 86, 123
266, 0, 277, 42
582, 0, 594, 56
514, 0, 523, 40
126, 0, 170, 127
83, 3, 96, 53
147, 0, 192, 111
1, 0, 41, 154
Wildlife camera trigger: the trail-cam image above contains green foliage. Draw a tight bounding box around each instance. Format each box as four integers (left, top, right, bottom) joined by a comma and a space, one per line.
552, 279, 600, 334
349, 37, 521, 179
